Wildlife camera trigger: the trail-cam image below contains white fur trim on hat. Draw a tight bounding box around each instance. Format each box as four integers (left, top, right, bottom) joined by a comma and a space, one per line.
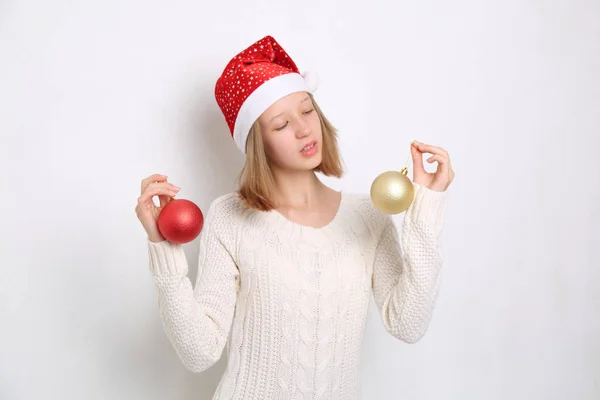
233, 72, 317, 154
302, 70, 319, 93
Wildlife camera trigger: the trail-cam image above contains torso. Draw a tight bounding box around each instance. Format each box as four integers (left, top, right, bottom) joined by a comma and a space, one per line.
209, 190, 387, 400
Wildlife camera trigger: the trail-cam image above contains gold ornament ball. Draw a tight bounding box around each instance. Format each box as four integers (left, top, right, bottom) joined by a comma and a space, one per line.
370, 167, 415, 214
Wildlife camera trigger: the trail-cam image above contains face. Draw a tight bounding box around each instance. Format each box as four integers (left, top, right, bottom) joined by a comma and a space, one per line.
257, 91, 323, 172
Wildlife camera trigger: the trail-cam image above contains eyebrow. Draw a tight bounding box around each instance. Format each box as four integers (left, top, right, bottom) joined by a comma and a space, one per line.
269, 96, 311, 122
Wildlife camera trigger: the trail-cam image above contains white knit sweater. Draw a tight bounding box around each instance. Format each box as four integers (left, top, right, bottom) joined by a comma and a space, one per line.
147, 182, 447, 400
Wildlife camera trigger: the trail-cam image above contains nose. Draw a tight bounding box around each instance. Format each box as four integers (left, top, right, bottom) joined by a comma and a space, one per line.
294, 117, 311, 138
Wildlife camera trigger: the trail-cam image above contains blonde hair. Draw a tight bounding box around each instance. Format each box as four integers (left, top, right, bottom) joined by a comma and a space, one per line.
236, 93, 343, 211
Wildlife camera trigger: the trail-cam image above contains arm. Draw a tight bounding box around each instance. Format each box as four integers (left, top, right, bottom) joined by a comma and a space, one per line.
147, 200, 239, 372
371, 183, 448, 343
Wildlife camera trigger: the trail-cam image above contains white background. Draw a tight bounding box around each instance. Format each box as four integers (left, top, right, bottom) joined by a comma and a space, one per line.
1, 0, 599, 399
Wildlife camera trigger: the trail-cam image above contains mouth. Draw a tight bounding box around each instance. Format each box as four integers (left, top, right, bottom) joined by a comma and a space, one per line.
300, 140, 317, 153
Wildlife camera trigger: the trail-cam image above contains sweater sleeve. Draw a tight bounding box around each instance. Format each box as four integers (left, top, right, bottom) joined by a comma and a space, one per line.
371, 183, 448, 343
146, 199, 240, 372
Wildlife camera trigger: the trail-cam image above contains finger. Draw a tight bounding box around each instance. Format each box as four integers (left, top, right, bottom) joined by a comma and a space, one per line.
426, 154, 450, 175
138, 190, 177, 208
158, 194, 173, 208
414, 141, 448, 157
138, 185, 179, 205
426, 154, 449, 164
446, 157, 454, 180
146, 181, 180, 195
411, 141, 426, 175
141, 174, 168, 194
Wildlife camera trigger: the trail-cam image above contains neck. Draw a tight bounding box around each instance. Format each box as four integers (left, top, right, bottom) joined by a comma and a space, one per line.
270, 169, 326, 209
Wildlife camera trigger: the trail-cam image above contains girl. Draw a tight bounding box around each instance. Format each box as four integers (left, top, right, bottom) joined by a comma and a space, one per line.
135, 35, 454, 400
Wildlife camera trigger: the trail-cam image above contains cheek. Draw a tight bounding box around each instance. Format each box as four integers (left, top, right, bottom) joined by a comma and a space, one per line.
265, 132, 297, 161
315, 125, 323, 141
311, 116, 323, 139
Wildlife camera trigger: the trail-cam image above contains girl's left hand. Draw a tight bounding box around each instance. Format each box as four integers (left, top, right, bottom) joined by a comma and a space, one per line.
410, 140, 455, 192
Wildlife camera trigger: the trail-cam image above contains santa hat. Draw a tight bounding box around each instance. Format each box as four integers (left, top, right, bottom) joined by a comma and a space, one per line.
214, 35, 319, 153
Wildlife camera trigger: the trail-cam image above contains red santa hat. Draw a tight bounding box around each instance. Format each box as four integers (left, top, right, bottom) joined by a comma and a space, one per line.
214, 35, 319, 153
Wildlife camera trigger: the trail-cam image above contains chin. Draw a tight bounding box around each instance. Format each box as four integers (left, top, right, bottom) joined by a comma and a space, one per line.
303, 155, 323, 171
283, 156, 321, 172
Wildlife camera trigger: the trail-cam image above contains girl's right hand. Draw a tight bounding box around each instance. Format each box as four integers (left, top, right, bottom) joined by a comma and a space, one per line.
135, 174, 180, 242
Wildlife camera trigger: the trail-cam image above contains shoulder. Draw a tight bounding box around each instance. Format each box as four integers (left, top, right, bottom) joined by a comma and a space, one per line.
340, 191, 391, 240
198, 192, 259, 260
207, 191, 245, 214
200, 191, 253, 239
204, 191, 252, 224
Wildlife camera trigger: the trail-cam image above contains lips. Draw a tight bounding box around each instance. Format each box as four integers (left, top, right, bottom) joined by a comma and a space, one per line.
301, 140, 317, 153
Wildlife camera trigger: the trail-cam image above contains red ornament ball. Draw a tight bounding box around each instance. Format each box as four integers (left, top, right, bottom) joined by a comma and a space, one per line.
157, 199, 204, 244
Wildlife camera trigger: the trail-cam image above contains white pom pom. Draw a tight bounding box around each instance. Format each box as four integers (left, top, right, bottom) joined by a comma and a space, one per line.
302, 70, 319, 93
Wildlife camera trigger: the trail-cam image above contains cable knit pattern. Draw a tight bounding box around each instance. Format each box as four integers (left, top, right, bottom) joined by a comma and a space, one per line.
147, 182, 447, 400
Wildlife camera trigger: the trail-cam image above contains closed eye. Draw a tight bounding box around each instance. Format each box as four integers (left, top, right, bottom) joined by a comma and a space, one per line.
274, 109, 314, 131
